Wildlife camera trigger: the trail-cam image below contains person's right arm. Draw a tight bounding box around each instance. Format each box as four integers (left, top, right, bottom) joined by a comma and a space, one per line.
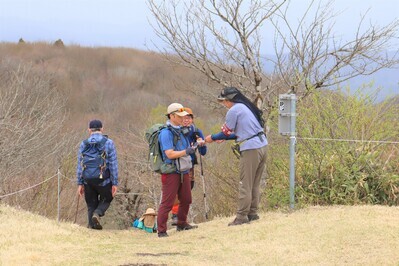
76, 141, 85, 196
76, 141, 85, 185
205, 107, 238, 143
164, 149, 189, 159
160, 129, 196, 160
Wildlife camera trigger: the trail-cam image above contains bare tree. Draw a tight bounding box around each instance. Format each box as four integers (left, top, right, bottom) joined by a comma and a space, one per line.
270, 1, 399, 101
0, 62, 69, 190
147, 0, 399, 120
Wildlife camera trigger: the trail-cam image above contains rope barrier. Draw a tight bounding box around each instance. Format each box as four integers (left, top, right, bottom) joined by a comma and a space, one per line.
60, 174, 76, 182
61, 174, 144, 196
59, 174, 143, 196
296, 137, 399, 144
0, 174, 58, 199
115, 192, 143, 196
1, 134, 395, 201
60, 174, 142, 196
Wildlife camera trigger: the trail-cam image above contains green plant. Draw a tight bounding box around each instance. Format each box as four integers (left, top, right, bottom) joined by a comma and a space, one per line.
266, 88, 399, 208
294, 88, 398, 205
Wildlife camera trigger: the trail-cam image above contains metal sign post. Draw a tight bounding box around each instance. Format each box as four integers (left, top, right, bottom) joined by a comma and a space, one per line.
278, 94, 297, 209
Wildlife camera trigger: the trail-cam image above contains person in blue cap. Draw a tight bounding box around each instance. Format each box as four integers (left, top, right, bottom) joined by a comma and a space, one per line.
76, 119, 118, 230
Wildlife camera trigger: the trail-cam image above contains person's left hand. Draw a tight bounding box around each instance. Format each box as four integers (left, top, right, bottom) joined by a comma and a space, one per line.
77, 185, 84, 196
196, 138, 206, 146
112, 185, 118, 197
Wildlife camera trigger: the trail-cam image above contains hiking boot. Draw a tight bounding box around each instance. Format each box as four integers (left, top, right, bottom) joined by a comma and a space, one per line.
171, 214, 178, 226
158, 232, 169, 238
91, 213, 103, 230
228, 217, 249, 226
248, 214, 260, 221
176, 223, 198, 231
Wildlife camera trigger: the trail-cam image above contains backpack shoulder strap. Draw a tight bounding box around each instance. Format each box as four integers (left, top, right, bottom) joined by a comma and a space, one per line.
97, 137, 108, 155
158, 126, 179, 165
166, 125, 180, 145
99, 136, 108, 146
82, 139, 91, 151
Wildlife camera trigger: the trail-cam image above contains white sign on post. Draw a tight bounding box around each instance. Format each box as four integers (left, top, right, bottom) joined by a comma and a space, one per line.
278, 94, 295, 135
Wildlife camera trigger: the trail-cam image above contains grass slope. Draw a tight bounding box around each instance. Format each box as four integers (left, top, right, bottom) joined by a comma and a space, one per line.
1, 204, 398, 266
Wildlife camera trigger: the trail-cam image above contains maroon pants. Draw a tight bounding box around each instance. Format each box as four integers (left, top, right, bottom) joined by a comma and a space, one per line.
157, 172, 192, 233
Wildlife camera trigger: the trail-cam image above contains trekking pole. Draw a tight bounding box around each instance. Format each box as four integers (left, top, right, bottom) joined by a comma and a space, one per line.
74, 194, 80, 223
57, 168, 61, 223
199, 154, 209, 220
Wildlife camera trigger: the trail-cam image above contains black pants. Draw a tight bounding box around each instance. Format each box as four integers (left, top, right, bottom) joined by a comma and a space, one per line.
84, 182, 113, 228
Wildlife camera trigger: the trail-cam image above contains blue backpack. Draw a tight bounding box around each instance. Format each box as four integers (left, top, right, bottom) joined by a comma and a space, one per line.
81, 137, 109, 183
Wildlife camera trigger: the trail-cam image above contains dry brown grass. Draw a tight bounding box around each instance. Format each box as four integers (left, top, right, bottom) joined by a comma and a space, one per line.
1, 204, 398, 266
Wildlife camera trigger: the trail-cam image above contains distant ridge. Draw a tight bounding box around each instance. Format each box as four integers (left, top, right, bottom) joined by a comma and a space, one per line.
260, 51, 399, 101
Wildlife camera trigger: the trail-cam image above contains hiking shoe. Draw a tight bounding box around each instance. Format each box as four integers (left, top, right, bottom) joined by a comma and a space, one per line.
228, 217, 249, 226
248, 214, 260, 221
171, 214, 178, 226
176, 223, 198, 231
91, 213, 103, 230
158, 232, 169, 238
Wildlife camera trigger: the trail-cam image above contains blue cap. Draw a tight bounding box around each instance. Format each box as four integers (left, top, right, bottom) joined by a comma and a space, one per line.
89, 119, 103, 129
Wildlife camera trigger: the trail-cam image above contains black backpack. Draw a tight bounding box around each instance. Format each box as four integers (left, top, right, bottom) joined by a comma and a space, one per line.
81, 136, 110, 184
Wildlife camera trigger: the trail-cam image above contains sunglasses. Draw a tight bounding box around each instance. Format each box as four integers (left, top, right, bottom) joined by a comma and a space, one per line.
171, 108, 185, 114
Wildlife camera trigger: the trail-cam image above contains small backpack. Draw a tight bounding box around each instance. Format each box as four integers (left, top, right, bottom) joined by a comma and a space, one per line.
81, 136, 109, 183
145, 124, 178, 173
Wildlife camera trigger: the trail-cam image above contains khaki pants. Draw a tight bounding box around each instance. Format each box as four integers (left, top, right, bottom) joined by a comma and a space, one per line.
236, 146, 267, 219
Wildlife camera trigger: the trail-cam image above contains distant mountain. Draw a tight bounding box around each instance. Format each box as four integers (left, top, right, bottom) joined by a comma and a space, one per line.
347, 67, 398, 101
261, 52, 399, 102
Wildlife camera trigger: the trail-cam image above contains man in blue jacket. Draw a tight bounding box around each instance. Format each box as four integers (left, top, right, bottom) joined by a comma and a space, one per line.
76, 119, 118, 230
170, 107, 207, 225
157, 103, 198, 237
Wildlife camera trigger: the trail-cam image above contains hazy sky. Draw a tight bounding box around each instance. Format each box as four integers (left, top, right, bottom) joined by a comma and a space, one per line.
1, 0, 398, 51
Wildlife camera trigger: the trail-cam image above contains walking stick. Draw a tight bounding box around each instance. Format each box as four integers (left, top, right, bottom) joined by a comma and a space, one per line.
74, 193, 80, 223
199, 154, 209, 220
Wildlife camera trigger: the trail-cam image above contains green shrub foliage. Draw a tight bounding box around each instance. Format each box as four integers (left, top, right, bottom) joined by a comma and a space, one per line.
267, 89, 399, 207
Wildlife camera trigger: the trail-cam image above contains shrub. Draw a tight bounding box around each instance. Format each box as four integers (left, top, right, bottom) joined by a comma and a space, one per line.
266, 88, 399, 207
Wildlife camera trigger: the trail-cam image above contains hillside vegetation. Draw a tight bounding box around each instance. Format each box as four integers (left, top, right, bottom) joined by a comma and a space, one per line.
1, 204, 399, 265
0, 42, 398, 230
0, 42, 220, 227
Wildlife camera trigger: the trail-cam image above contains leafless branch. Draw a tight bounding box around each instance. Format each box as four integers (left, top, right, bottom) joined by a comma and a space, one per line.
0, 62, 70, 186
147, 0, 399, 118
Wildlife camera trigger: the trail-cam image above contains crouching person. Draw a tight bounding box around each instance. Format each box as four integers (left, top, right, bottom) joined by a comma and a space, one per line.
76, 119, 118, 230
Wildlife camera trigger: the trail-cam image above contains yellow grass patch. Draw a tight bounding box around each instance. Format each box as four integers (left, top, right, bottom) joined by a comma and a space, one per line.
0, 204, 398, 265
